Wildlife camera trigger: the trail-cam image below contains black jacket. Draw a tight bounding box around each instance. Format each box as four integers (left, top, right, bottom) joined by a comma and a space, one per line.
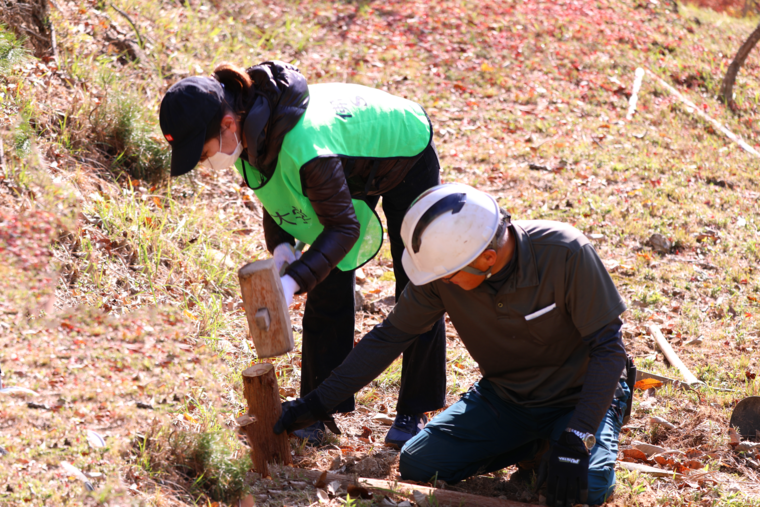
245, 61, 427, 292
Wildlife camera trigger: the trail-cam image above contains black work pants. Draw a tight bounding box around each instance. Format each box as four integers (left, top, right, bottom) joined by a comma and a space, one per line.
300, 143, 447, 415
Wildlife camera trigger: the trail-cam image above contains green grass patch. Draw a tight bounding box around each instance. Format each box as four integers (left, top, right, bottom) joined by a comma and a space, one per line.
131, 424, 252, 504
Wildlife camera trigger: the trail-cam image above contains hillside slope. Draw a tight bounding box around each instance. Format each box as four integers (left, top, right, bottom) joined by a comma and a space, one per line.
2, 0, 760, 505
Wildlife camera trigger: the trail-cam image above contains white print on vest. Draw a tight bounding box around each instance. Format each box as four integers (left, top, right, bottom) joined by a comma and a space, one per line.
330, 96, 368, 119
558, 457, 580, 464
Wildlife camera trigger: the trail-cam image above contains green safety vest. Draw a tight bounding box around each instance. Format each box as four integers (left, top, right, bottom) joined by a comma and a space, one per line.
235, 83, 432, 271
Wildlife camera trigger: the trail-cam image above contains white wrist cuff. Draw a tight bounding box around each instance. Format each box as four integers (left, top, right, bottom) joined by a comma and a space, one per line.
280, 274, 300, 306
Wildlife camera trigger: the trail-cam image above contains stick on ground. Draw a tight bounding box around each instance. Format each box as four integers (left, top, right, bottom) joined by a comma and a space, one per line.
109, 3, 144, 48
273, 466, 543, 507
619, 461, 683, 478
648, 324, 704, 387
626, 67, 645, 121
645, 68, 760, 158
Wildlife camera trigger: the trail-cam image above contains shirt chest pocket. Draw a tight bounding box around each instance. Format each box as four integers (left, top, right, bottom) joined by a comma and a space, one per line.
524, 303, 569, 345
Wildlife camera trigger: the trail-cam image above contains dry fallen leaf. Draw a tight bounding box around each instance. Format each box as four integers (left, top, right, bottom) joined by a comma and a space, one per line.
372, 413, 394, 425
236, 414, 256, 427
685, 448, 704, 459
61, 461, 94, 491
729, 428, 741, 447
315, 470, 328, 489
654, 455, 676, 467
326, 480, 341, 496
413, 490, 431, 507
378, 496, 398, 506
347, 484, 373, 499
86, 430, 106, 449
622, 448, 649, 462
674, 463, 691, 474
633, 442, 667, 457
685, 459, 704, 469
649, 416, 676, 430
634, 378, 663, 390
735, 441, 759, 453
316, 489, 329, 504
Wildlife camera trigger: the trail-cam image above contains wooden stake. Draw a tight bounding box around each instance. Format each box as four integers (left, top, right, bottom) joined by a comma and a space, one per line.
271, 466, 542, 507
241, 363, 292, 476
648, 324, 704, 387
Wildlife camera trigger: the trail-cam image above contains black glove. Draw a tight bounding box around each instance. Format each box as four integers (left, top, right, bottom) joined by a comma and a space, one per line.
273, 391, 341, 435
537, 431, 589, 507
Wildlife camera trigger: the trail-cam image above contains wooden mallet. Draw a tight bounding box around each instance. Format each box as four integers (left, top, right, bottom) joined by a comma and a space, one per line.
238, 258, 295, 359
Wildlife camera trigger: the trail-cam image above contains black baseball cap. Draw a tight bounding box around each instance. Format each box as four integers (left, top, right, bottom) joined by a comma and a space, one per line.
159, 76, 225, 177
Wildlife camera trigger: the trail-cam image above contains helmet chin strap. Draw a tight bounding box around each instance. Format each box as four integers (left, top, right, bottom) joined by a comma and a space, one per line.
461, 265, 493, 279
452, 209, 510, 281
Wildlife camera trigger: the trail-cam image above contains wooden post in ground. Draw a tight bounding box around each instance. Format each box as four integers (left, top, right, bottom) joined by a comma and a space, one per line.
241, 363, 292, 477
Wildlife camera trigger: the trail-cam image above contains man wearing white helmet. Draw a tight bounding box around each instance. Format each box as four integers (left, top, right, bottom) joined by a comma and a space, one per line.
275, 183, 631, 507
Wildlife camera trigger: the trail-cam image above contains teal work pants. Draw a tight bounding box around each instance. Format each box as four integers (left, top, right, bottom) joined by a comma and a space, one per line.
399, 379, 629, 505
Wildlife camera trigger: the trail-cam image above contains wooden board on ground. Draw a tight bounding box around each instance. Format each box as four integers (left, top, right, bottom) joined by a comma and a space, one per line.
272, 466, 543, 507
238, 258, 294, 358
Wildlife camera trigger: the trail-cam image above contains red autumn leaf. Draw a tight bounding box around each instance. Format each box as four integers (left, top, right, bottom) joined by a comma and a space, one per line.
685, 459, 704, 470
634, 379, 663, 390
622, 448, 648, 462
674, 463, 691, 474
685, 448, 704, 459
654, 455, 676, 467
347, 485, 373, 499
729, 428, 741, 447
315, 470, 328, 489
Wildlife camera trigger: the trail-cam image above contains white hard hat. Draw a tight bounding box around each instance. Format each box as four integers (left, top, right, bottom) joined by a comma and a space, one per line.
400, 183, 501, 285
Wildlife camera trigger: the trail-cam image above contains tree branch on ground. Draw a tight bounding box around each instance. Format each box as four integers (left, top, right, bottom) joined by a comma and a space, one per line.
720, 20, 760, 113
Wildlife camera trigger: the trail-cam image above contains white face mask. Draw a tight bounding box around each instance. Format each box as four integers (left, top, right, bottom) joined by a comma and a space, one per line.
200, 129, 243, 170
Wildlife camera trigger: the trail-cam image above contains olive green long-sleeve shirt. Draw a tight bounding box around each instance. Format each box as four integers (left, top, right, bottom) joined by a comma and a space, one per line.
315, 220, 628, 433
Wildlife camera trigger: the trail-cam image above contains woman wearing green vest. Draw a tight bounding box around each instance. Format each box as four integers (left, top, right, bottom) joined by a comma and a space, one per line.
159, 61, 446, 446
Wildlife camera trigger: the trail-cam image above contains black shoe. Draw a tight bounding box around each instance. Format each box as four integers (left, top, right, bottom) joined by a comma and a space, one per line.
384, 413, 427, 449
292, 421, 327, 445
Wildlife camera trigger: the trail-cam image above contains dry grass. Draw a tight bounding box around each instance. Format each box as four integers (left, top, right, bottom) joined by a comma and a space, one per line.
2, 0, 760, 505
